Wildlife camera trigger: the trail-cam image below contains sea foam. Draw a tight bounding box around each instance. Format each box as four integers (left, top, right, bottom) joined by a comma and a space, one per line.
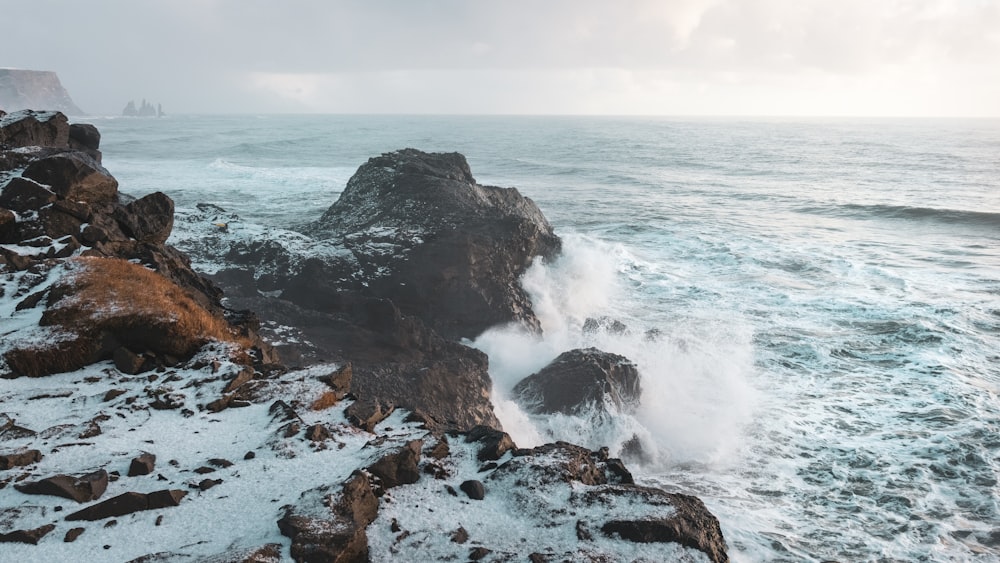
473, 233, 757, 469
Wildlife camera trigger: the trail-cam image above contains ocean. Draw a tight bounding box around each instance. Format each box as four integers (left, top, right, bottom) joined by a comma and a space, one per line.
94, 114, 1000, 562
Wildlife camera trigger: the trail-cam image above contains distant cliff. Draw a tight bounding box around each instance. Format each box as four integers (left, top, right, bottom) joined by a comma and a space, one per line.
0, 69, 83, 115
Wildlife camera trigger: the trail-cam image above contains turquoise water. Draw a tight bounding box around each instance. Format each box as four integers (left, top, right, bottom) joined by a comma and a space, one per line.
97, 115, 1000, 562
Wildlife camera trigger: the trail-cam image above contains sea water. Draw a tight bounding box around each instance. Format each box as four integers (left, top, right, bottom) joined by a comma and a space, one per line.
95, 114, 1000, 562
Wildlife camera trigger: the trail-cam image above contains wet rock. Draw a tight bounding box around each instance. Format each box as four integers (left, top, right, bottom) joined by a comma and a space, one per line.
512, 348, 641, 415
304, 148, 561, 340
15, 469, 109, 502
459, 479, 485, 500
583, 316, 631, 335
599, 491, 729, 563
489, 442, 633, 487
129, 452, 156, 476
464, 425, 515, 461
366, 439, 423, 489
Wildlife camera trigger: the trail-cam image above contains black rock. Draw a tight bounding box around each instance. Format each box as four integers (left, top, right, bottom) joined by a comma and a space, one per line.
459, 479, 485, 500
303, 148, 561, 340
512, 348, 641, 415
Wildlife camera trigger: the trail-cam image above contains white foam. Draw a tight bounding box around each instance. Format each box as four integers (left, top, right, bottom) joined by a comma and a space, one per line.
474, 233, 758, 468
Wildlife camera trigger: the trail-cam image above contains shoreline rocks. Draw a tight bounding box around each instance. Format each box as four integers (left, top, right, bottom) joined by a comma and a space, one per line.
0, 115, 728, 561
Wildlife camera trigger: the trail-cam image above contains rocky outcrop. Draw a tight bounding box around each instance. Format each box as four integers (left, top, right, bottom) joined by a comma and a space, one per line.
0, 110, 272, 378
278, 472, 378, 563
512, 348, 642, 415
0, 69, 83, 115
303, 148, 561, 340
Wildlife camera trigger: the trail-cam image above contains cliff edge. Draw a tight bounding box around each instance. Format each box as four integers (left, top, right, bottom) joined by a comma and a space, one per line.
0, 69, 83, 115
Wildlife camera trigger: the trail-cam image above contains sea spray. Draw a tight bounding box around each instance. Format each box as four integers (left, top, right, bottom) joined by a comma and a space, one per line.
473, 233, 757, 469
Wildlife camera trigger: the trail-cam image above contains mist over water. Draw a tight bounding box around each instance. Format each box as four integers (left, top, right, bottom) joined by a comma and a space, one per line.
96, 115, 1000, 562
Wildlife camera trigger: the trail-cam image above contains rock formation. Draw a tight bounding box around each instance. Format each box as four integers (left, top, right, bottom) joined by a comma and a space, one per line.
0, 109, 271, 378
0, 118, 729, 561
512, 348, 642, 415
122, 99, 163, 117
303, 148, 561, 340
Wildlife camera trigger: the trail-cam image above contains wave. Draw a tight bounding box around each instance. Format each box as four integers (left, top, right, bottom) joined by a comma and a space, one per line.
472, 233, 757, 469
799, 202, 1000, 228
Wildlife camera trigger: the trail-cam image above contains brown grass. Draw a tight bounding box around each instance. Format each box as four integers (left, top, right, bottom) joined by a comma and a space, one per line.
310, 390, 340, 411
45, 256, 244, 346
5, 257, 256, 377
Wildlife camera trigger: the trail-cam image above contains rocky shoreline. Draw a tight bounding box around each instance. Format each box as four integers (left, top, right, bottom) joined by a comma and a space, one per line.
0, 110, 728, 562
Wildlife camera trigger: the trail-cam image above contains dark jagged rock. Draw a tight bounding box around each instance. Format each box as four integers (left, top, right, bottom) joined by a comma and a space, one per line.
304, 148, 561, 340
0, 109, 70, 148
14, 469, 109, 502
115, 191, 174, 244
278, 471, 378, 563
490, 442, 633, 487
129, 452, 156, 476
21, 152, 118, 203
68, 122, 101, 162
463, 426, 515, 461
598, 490, 729, 563
0, 176, 56, 212
366, 439, 423, 490
512, 348, 641, 415
459, 479, 485, 500
65, 489, 187, 521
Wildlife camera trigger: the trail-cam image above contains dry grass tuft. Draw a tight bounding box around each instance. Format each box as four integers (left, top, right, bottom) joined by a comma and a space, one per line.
4, 257, 250, 377
310, 390, 340, 411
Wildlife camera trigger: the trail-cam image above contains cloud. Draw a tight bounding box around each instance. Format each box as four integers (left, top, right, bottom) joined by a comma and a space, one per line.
2, 0, 998, 115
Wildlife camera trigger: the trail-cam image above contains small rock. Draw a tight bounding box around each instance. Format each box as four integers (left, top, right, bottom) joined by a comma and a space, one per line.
450, 526, 469, 544
244, 451, 256, 460
128, 452, 156, 476
469, 546, 492, 561
197, 478, 222, 491
304, 424, 330, 442
64, 527, 85, 542
14, 469, 109, 503
207, 458, 233, 468
0, 523, 56, 545
459, 480, 485, 500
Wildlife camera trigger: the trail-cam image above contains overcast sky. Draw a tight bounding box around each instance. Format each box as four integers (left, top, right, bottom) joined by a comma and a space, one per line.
4, 0, 999, 116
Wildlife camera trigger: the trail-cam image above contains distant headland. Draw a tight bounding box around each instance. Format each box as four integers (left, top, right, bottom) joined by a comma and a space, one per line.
0, 68, 83, 115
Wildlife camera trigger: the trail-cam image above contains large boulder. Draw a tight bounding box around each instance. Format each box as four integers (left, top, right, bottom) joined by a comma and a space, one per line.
512, 348, 642, 415
21, 151, 118, 203
278, 471, 378, 563
305, 148, 561, 340
115, 191, 175, 244
0, 110, 69, 149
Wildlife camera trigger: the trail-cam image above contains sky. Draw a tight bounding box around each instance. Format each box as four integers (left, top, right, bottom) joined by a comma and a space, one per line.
3, 0, 999, 116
